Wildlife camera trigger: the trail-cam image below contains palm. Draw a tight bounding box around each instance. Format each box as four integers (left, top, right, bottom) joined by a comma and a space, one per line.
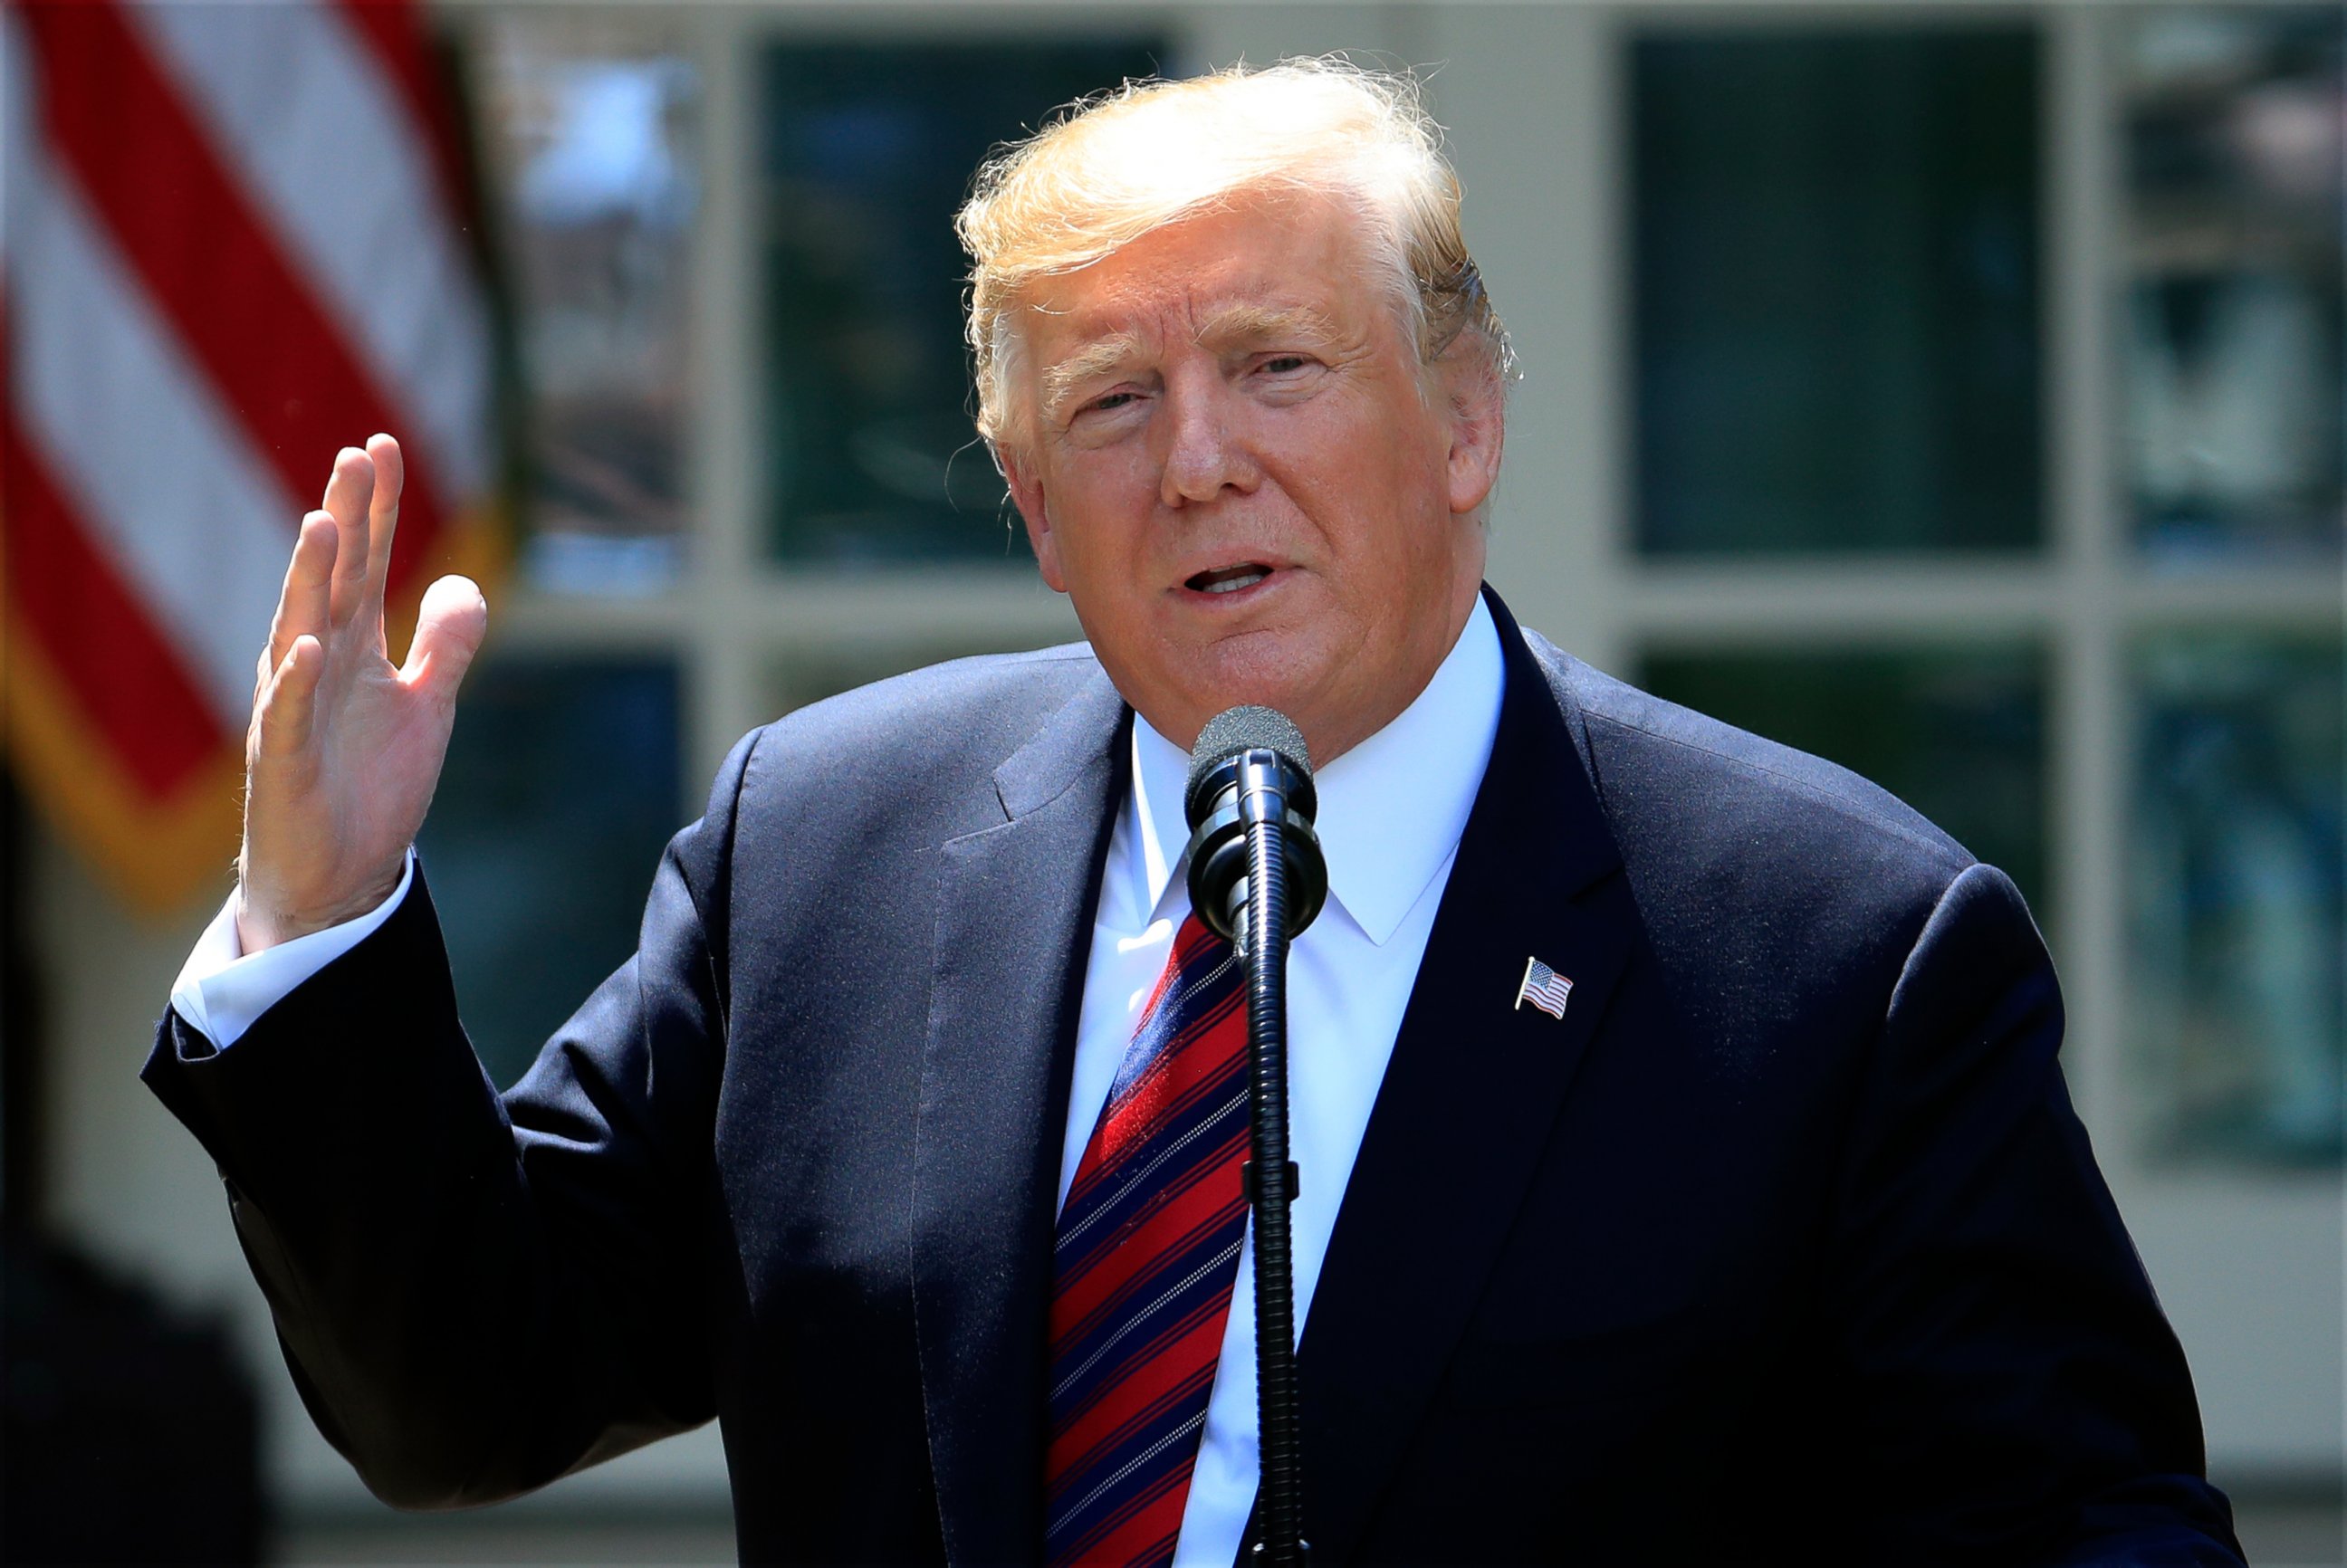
238, 435, 486, 950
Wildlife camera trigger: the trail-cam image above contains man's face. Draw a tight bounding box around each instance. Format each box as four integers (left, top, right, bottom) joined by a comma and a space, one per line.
997, 191, 1503, 763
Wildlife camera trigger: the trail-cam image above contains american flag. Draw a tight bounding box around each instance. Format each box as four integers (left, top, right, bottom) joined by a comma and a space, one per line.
1515, 956, 1574, 1019
2, 0, 497, 912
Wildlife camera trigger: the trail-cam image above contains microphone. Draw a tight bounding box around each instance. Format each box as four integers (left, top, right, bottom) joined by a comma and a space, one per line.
1182, 705, 1328, 951
1181, 704, 1321, 1566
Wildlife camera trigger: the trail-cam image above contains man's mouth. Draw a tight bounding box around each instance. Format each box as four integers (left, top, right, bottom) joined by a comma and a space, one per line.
1186, 563, 1272, 596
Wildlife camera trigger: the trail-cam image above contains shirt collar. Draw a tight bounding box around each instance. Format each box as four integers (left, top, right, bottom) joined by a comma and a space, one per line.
1128, 594, 1507, 947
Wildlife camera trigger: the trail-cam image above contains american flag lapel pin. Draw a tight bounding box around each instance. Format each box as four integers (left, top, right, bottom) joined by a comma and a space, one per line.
1515, 955, 1574, 1019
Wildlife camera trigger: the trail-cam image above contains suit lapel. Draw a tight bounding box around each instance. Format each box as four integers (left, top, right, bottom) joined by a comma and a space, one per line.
913, 669, 1129, 1566
1291, 592, 1636, 1565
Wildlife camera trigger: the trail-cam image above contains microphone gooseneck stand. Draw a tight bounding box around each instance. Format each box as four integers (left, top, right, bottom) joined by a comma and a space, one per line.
1184, 709, 1327, 1568
1238, 753, 1306, 1567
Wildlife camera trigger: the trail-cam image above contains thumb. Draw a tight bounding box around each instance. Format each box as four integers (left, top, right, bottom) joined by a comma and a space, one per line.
403, 573, 489, 701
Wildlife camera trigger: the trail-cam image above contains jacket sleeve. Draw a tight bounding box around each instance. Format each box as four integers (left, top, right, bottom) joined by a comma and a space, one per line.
1824, 861, 2245, 1565
140, 731, 756, 1509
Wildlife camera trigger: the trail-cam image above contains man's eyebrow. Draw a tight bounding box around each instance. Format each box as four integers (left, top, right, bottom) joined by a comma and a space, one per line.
1038, 304, 1347, 415
1040, 331, 1146, 413
1193, 302, 1346, 349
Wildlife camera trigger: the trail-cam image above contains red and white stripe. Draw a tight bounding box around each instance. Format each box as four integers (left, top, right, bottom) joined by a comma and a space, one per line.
4, 0, 493, 846
129, 0, 491, 500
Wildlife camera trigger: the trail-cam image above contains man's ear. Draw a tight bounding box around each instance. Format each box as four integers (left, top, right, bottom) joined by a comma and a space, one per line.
1440, 349, 1507, 519
998, 440, 1068, 592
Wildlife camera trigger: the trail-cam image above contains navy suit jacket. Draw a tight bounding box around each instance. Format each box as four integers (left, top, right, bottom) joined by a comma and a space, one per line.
146, 591, 2242, 1564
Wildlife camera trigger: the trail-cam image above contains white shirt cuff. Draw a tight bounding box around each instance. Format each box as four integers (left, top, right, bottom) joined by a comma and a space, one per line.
168, 851, 417, 1050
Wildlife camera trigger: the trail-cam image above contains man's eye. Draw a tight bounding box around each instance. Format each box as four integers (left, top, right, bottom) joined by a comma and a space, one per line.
1260, 355, 1311, 374
1089, 391, 1138, 413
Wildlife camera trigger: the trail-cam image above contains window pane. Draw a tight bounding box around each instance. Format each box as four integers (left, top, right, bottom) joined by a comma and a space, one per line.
2122, 6, 2343, 561
1632, 28, 2044, 555
2131, 635, 2342, 1166
1638, 647, 2049, 911
419, 659, 684, 1089
760, 41, 1164, 566
475, 20, 698, 595
762, 632, 1077, 725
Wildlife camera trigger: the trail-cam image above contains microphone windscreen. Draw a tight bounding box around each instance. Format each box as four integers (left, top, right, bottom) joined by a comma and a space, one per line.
1185, 705, 1311, 828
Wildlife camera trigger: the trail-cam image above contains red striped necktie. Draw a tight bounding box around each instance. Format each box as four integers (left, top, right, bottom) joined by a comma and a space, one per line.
1046, 913, 1250, 1567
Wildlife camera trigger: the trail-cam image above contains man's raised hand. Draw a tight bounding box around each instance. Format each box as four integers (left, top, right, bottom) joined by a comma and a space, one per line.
236, 435, 487, 952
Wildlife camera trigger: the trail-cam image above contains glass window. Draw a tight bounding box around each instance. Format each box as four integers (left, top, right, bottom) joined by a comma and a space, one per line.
1638, 646, 2050, 912
2130, 635, 2342, 1166
762, 629, 1079, 727
1632, 27, 2044, 556
474, 19, 698, 595
419, 658, 685, 1089
759, 41, 1165, 567
2121, 5, 2343, 562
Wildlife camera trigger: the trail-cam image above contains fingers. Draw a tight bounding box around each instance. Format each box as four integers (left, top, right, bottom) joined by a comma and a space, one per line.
402, 573, 489, 702
253, 435, 427, 738
320, 445, 375, 628
263, 512, 337, 678
361, 433, 403, 617
253, 634, 325, 759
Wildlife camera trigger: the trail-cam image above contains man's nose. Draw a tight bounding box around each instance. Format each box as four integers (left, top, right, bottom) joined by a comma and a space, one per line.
1156, 377, 1261, 507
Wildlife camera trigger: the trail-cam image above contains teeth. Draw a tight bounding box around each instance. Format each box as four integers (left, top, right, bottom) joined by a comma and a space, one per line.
1193, 565, 1269, 595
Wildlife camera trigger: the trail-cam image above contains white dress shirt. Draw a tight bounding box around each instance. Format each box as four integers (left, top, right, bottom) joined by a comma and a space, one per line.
170, 597, 1507, 1566
171, 850, 415, 1047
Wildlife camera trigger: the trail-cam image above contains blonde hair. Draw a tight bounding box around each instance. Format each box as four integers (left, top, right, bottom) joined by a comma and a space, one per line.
955, 56, 1509, 451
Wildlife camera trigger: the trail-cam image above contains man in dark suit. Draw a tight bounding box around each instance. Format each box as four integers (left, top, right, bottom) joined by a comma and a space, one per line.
148, 59, 2242, 1565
